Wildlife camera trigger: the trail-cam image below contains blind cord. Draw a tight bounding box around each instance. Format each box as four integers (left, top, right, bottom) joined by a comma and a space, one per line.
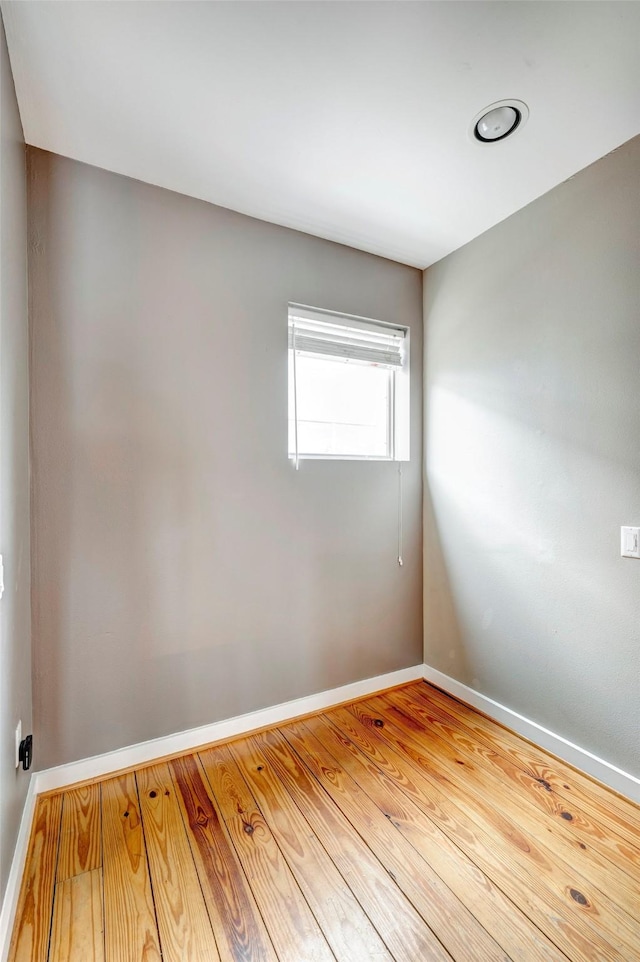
291, 322, 300, 470
397, 462, 404, 567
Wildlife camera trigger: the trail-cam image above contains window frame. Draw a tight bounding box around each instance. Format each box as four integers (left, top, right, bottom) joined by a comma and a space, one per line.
287, 303, 410, 463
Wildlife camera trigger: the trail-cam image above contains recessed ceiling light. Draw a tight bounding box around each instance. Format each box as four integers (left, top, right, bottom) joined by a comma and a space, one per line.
471, 100, 529, 145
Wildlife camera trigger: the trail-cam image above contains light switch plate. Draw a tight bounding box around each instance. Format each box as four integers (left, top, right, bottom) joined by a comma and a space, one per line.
621, 526, 640, 559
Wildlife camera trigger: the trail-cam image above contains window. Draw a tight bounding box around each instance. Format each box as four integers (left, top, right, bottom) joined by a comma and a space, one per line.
288, 304, 409, 462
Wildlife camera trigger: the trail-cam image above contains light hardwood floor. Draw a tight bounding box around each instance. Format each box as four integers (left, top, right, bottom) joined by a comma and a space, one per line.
8, 681, 640, 961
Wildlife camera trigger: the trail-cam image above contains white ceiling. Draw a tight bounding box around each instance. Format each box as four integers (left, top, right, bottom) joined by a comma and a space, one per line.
3, 1, 640, 268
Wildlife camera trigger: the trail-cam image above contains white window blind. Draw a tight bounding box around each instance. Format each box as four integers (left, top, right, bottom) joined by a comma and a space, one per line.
288, 309, 406, 369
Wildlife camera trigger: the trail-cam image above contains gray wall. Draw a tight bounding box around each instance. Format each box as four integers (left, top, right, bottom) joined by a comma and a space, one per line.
423, 135, 640, 777
28, 149, 423, 769
0, 17, 31, 901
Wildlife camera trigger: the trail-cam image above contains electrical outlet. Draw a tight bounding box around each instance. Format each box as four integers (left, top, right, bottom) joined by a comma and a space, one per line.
15, 720, 22, 769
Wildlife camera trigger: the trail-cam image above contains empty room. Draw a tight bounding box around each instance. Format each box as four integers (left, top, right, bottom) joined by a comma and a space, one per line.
0, 2, 639, 960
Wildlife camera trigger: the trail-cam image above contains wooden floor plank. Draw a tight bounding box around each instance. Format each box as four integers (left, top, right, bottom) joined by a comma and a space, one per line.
402, 684, 640, 888
420, 682, 640, 843
318, 709, 570, 962
249, 728, 455, 962
220, 739, 394, 962
349, 696, 636, 962
136, 763, 221, 962
369, 690, 640, 954
9, 681, 639, 962
198, 746, 336, 962
335, 700, 620, 962
101, 773, 162, 962
57, 784, 102, 882
169, 752, 279, 962
8, 793, 62, 962
281, 718, 512, 962
385, 686, 640, 919
49, 868, 104, 962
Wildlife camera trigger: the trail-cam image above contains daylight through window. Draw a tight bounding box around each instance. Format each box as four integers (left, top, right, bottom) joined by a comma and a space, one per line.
288, 305, 409, 462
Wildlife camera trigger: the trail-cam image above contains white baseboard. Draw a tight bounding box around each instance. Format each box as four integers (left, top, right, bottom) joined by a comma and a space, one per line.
421, 664, 640, 804
34, 664, 425, 795
0, 776, 36, 962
